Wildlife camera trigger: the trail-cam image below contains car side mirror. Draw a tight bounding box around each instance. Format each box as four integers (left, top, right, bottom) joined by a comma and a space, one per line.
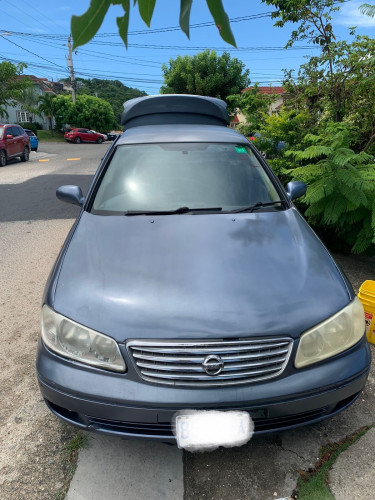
6, 134, 13, 140
285, 181, 307, 201
56, 185, 84, 206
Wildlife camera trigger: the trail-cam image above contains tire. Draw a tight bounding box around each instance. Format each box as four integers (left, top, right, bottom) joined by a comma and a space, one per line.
21, 146, 29, 162
0, 150, 6, 167
74, 136, 81, 144
96, 137, 103, 144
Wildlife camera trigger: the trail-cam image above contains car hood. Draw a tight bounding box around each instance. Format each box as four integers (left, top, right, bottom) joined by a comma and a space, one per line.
53, 209, 350, 341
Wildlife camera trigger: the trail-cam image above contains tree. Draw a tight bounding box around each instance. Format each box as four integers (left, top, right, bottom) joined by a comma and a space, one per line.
54, 94, 115, 132
286, 122, 375, 253
261, 0, 345, 49
71, 0, 236, 50
160, 50, 250, 100
0, 105, 9, 121
60, 78, 146, 124
0, 61, 31, 108
18, 88, 40, 122
360, 3, 375, 17
38, 94, 56, 134
227, 84, 278, 136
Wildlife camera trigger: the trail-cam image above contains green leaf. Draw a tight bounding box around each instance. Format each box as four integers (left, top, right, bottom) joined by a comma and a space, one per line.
117, 0, 130, 48
71, 0, 111, 50
206, 0, 236, 47
180, 0, 193, 38
137, 0, 156, 27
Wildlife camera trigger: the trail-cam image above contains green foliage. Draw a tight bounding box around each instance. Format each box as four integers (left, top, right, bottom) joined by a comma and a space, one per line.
286, 123, 375, 253
262, 0, 345, 48
64, 78, 146, 124
71, 0, 236, 50
18, 88, 40, 121
15, 122, 42, 135
160, 50, 250, 100
0, 61, 31, 108
38, 93, 56, 133
227, 84, 278, 136
54, 94, 115, 132
360, 3, 375, 17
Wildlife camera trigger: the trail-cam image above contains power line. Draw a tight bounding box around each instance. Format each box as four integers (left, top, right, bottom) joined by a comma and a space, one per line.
0, 34, 66, 69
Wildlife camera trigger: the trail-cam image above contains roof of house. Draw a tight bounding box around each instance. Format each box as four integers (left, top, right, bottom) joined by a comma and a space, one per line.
21, 75, 54, 93
242, 86, 286, 95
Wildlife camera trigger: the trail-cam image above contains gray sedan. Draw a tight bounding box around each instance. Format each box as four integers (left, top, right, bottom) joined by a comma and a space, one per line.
36, 95, 370, 447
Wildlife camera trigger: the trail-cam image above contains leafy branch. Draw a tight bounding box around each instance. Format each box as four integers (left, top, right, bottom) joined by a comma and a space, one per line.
71, 0, 236, 50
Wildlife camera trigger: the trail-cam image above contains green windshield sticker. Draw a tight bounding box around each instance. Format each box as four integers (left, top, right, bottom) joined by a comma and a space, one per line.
235, 146, 247, 154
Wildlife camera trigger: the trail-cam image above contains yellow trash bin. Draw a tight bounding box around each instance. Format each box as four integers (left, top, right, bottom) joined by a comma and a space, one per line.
358, 280, 375, 344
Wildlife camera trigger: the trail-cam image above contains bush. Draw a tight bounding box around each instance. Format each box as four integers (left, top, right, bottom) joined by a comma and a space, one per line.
286, 122, 375, 254
16, 122, 42, 135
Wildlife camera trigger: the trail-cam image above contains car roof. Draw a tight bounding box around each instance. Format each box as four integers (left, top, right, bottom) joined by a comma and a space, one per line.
121, 94, 229, 128
117, 124, 249, 145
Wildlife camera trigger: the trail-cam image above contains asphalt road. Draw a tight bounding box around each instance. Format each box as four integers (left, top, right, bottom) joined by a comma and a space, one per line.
1, 141, 374, 500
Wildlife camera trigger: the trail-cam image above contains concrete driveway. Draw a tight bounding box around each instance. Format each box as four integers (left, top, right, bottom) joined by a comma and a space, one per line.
0, 141, 374, 500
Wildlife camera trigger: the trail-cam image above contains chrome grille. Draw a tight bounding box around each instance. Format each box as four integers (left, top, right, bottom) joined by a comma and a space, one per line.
127, 338, 293, 386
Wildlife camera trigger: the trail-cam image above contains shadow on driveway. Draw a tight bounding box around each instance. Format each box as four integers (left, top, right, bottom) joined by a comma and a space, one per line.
0, 174, 93, 222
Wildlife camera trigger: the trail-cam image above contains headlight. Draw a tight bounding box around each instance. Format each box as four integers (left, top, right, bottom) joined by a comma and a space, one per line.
295, 297, 365, 368
41, 305, 126, 372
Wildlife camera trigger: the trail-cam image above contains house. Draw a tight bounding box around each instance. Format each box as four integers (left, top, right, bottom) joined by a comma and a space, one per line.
2, 75, 55, 130
230, 86, 288, 129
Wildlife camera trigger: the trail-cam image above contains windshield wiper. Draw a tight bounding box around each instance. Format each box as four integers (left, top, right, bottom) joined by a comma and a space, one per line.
230, 200, 284, 213
124, 207, 223, 216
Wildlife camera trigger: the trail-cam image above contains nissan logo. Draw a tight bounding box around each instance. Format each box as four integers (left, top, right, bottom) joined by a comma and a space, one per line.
202, 355, 224, 376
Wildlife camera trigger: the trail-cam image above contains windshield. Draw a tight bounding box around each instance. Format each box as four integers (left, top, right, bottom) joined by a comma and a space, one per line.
92, 143, 282, 214
0, 126, 3, 140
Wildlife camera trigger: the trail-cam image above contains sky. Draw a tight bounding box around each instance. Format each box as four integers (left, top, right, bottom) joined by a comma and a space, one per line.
0, 0, 374, 95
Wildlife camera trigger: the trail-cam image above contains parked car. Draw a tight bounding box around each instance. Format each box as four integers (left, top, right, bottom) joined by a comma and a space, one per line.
106, 132, 119, 141
64, 128, 106, 144
24, 129, 39, 152
90, 130, 107, 140
37, 95, 370, 447
0, 124, 30, 167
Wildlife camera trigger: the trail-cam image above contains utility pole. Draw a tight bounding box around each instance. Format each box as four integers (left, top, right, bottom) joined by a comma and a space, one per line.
67, 35, 76, 104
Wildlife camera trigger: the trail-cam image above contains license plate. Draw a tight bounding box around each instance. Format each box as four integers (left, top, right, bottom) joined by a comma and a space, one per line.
175, 410, 253, 450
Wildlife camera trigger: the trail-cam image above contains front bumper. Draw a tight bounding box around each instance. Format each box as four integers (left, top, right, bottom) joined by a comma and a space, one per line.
36, 336, 371, 442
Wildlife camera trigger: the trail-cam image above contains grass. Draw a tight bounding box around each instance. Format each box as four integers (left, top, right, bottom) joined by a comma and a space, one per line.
296, 424, 373, 500
55, 431, 88, 500
37, 130, 65, 142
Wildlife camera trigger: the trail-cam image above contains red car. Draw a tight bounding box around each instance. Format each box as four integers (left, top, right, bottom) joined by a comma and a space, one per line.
64, 128, 106, 144
0, 124, 30, 167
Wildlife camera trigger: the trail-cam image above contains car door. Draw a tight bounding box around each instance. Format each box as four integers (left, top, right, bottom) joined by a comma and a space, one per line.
84, 130, 96, 142
15, 126, 27, 154
5, 127, 18, 156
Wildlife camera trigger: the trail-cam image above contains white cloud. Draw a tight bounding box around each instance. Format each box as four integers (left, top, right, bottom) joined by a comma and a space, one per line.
335, 1, 375, 27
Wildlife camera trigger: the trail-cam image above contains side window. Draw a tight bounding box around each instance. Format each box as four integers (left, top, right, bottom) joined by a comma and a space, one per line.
7, 127, 16, 137
78, 129, 87, 133
16, 126, 24, 135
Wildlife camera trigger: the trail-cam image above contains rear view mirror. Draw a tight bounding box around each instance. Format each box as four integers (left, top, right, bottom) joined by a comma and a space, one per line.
56, 185, 84, 206
285, 181, 307, 201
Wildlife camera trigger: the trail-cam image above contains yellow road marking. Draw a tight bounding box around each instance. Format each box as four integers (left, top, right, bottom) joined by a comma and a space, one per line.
39, 159, 50, 162
66, 158, 81, 161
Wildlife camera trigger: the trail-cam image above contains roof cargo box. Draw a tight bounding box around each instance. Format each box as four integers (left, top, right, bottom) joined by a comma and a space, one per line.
121, 94, 229, 128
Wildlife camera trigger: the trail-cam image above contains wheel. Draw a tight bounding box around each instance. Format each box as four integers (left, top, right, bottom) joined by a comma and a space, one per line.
0, 150, 6, 167
21, 146, 29, 162
96, 137, 103, 144
74, 136, 81, 144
